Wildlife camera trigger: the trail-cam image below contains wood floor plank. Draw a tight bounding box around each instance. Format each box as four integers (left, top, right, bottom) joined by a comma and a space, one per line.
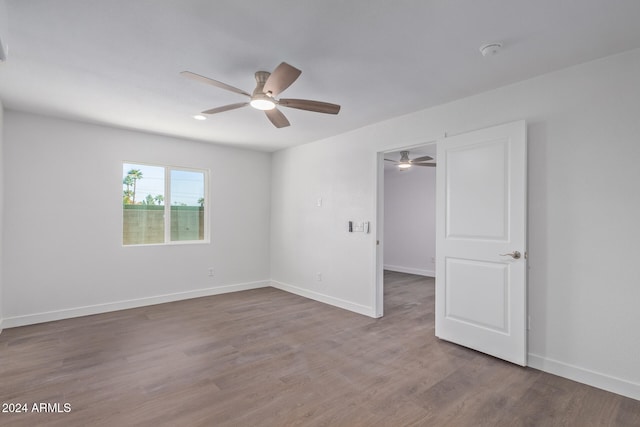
1, 271, 639, 426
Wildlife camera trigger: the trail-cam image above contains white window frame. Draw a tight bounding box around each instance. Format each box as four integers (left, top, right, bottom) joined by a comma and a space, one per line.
122, 161, 210, 247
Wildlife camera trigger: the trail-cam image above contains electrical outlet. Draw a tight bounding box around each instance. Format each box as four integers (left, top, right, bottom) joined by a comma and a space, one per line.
316, 272, 322, 282
208, 268, 214, 277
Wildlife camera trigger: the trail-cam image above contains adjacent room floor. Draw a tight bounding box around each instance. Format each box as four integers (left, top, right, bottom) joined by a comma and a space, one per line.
1, 271, 638, 426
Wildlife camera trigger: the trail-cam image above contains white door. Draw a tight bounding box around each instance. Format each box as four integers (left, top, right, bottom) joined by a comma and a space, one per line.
435, 120, 527, 366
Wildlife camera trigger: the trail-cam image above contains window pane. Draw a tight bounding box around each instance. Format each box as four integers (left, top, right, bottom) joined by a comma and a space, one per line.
170, 169, 205, 242
122, 163, 165, 245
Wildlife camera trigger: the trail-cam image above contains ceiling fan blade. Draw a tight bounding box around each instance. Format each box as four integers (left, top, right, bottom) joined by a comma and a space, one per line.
384, 159, 399, 163
263, 62, 301, 97
412, 155, 434, 162
202, 102, 249, 115
278, 98, 341, 114
414, 163, 437, 167
264, 108, 290, 128
181, 71, 251, 97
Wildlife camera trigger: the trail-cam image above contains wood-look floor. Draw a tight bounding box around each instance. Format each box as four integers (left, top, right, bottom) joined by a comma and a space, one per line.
1, 271, 639, 426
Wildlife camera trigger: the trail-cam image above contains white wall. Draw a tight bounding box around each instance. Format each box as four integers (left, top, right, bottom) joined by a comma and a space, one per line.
271, 49, 640, 400
2, 111, 272, 326
270, 140, 376, 314
0, 100, 4, 331
383, 165, 436, 276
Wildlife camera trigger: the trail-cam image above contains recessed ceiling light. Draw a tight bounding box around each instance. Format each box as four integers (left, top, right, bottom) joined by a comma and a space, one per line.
193, 114, 207, 120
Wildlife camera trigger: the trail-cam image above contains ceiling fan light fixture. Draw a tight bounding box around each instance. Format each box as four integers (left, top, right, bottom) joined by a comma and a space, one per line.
250, 98, 276, 111
193, 114, 207, 120
398, 151, 412, 169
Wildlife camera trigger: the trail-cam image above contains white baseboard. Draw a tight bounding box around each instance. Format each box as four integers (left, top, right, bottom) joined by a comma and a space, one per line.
384, 264, 435, 277
1, 280, 270, 329
270, 280, 376, 318
528, 353, 640, 401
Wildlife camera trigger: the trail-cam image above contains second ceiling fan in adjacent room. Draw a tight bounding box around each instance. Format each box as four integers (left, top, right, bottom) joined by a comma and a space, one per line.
385, 150, 436, 170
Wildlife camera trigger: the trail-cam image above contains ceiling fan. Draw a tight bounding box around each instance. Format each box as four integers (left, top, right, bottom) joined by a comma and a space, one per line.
181, 62, 341, 128
385, 151, 436, 169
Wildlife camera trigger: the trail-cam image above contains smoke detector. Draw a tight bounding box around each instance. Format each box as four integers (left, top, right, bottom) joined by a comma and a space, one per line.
480, 43, 502, 57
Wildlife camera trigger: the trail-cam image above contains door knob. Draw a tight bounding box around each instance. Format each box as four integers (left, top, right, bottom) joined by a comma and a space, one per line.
499, 251, 521, 259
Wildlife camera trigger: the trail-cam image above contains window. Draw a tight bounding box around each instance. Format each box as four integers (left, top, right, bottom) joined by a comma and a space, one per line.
122, 162, 208, 246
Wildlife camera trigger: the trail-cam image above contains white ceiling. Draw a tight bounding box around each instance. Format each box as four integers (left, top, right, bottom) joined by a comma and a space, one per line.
1, 1, 640, 152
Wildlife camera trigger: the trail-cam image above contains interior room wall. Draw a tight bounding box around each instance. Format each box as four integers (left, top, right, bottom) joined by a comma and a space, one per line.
271, 48, 640, 399
2, 111, 272, 327
383, 165, 436, 276
0, 100, 4, 331
270, 140, 376, 315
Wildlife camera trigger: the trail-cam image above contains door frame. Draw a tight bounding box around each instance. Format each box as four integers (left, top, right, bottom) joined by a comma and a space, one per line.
374, 140, 437, 317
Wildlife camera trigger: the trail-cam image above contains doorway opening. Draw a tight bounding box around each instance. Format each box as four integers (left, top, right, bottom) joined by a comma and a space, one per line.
375, 142, 437, 317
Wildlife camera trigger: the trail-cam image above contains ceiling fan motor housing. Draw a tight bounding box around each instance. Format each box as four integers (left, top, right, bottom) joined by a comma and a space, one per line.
253, 71, 271, 95
251, 71, 276, 109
